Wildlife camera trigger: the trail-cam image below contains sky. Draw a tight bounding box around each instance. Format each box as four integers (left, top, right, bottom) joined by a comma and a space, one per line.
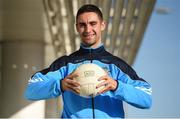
127, 0, 180, 118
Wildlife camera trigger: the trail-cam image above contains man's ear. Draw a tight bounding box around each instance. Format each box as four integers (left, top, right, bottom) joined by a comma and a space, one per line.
101, 20, 106, 31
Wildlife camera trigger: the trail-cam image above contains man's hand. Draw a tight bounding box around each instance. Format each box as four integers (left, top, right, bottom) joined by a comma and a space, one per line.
61, 72, 80, 94
96, 75, 118, 94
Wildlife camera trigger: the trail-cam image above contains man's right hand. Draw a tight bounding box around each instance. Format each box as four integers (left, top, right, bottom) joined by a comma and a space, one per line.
61, 72, 80, 94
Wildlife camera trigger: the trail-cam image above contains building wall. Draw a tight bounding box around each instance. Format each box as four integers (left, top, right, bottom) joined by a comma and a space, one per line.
0, 0, 46, 118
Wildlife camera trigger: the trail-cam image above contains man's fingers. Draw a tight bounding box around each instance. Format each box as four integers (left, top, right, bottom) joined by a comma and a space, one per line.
96, 80, 108, 89
98, 86, 110, 94
61, 76, 80, 93
67, 85, 80, 94
97, 75, 108, 81
96, 75, 118, 94
98, 82, 112, 94
63, 81, 80, 94
66, 72, 79, 79
65, 78, 80, 86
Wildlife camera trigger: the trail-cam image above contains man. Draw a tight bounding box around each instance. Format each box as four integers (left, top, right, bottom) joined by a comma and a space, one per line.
25, 4, 152, 118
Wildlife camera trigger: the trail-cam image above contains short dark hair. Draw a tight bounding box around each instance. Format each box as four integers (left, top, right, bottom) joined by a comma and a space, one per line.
76, 4, 103, 21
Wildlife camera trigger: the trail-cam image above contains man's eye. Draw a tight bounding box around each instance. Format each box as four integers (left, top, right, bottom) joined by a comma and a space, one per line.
91, 22, 96, 26
79, 24, 85, 27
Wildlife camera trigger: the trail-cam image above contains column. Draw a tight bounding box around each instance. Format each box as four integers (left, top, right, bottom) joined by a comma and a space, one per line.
0, 0, 45, 117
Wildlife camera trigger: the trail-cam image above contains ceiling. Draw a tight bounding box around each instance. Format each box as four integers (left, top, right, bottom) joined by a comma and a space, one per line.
43, 0, 156, 65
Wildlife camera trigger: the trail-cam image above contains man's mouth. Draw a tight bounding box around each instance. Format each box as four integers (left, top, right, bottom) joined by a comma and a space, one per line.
82, 32, 95, 37
84, 34, 95, 38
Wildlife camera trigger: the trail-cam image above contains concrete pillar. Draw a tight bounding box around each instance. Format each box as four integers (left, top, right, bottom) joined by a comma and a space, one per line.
0, 0, 45, 118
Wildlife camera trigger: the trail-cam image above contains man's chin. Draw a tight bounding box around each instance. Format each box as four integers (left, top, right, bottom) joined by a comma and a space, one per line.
82, 42, 95, 47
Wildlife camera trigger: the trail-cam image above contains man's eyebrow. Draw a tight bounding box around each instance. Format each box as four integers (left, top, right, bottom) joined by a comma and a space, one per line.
90, 21, 97, 23
78, 22, 86, 24
78, 21, 97, 24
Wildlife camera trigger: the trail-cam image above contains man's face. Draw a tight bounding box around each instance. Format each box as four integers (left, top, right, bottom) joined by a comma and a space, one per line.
76, 12, 105, 48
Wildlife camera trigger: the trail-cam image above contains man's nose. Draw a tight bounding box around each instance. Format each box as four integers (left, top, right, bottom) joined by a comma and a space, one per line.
85, 25, 91, 32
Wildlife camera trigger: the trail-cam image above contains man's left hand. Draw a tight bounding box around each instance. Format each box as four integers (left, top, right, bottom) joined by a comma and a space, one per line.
96, 75, 118, 94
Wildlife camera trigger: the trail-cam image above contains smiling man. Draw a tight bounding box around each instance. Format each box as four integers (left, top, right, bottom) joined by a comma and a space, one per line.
25, 4, 152, 118
76, 11, 105, 48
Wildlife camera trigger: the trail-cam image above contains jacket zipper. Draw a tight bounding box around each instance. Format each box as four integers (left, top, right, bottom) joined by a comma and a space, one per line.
92, 97, 95, 119
89, 49, 95, 119
90, 49, 93, 63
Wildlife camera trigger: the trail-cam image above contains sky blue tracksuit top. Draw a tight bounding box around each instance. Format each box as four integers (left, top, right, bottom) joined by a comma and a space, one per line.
25, 44, 152, 118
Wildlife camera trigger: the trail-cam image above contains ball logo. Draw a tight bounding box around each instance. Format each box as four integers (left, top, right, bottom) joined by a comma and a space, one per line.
84, 71, 95, 77
74, 63, 106, 98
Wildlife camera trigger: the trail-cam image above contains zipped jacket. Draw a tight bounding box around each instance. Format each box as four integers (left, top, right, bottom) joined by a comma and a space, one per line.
25, 44, 152, 118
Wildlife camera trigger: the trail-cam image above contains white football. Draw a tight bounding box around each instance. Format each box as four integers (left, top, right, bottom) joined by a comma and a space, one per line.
74, 63, 106, 98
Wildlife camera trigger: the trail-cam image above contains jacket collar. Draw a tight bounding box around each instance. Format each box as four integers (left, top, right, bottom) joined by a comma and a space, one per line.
79, 43, 105, 53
